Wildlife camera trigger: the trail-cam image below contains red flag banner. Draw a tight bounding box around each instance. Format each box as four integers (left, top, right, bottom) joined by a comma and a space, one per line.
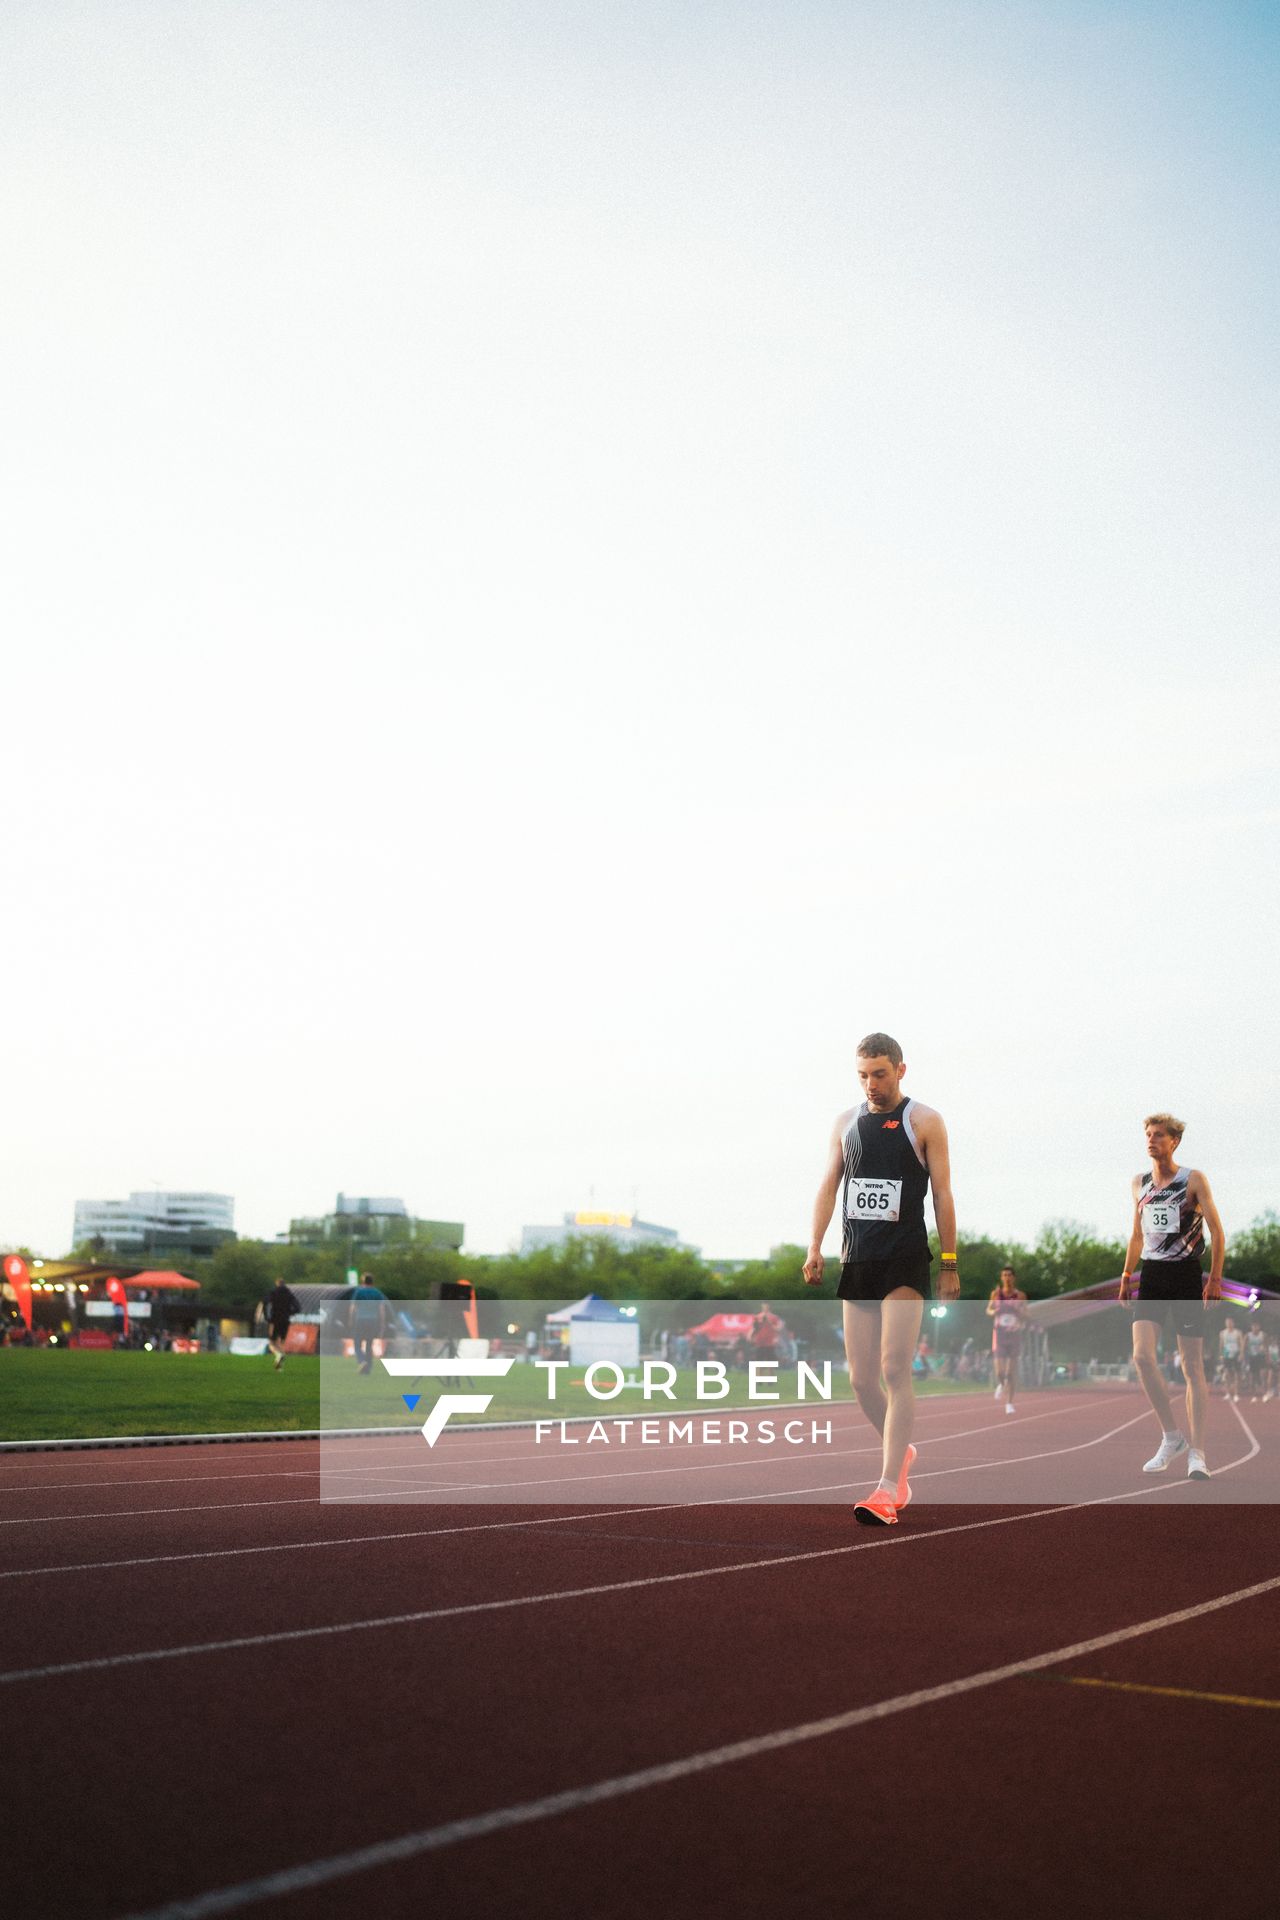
4, 1255, 32, 1332
104, 1275, 130, 1337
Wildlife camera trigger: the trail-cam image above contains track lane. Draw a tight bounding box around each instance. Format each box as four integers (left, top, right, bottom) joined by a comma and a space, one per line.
3, 1514, 1275, 1920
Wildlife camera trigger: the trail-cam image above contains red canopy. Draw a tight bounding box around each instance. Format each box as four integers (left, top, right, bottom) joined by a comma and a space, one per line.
123, 1270, 201, 1292
687, 1313, 757, 1343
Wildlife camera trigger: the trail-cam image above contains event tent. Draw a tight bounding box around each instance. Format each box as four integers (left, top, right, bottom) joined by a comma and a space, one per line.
686, 1313, 759, 1345
543, 1294, 639, 1367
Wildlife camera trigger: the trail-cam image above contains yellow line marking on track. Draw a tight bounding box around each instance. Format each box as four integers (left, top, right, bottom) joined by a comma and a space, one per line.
1058, 1675, 1280, 1711
114, 1569, 1280, 1920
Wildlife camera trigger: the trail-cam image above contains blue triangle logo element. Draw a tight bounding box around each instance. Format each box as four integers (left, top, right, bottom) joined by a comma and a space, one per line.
402, 1393, 421, 1412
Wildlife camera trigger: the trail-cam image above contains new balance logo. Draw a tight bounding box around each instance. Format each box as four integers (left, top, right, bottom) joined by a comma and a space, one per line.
382, 1356, 516, 1444
882, 1120, 900, 1130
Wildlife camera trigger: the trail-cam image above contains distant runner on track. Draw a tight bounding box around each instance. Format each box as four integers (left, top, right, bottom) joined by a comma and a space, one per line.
261, 1277, 301, 1373
1217, 1318, 1243, 1401
987, 1265, 1028, 1415
1243, 1323, 1267, 1400
1119, 1112, 1225, 1481
803, 1031, 959, 1527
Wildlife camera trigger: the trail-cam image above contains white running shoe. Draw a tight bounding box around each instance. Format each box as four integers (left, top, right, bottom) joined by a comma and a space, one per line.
1005, 1402, 1016, 1415
1143, 1432, 1188, 1473
994, 1382, 1004, 1400
1187, 1450, 1210, 1480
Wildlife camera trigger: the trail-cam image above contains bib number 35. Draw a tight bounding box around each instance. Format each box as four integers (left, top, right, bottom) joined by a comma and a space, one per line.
846, 1178, 902, 1222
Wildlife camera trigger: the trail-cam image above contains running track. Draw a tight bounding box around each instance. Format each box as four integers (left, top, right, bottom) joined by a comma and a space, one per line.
1, 1387, 1277, 1919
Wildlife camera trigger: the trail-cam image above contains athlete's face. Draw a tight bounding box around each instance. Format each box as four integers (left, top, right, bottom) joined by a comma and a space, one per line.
999, 1270, 1016, 1292
857, 1054, 904, 1109
1145, 1125, 1179, 1162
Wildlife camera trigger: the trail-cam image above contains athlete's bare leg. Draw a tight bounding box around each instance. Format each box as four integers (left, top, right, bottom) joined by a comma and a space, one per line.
1177, 1335, 1207, 1452
844, 1303, 887, 1441
1132, 1320, 1178, 1431
879, 1292, 924, 1483
844, 1292, 925, 1485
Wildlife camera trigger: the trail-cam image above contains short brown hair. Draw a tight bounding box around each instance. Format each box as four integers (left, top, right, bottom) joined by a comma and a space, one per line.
856, 1032, 903, 1067
1144, 1112, 1185, 1141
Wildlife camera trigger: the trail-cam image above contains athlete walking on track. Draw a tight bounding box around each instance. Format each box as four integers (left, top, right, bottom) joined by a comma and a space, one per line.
1120, 1112, 1225, 1481
987, 1265, 1029, 1414
803, 1032, 959, 1526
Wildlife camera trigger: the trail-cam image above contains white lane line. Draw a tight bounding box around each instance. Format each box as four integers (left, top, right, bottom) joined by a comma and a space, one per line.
0, 1483, 508, 1526
1228, 1397, 1262, 1466
0, 1390, 1134, 1468
0, 1460, 416, 1497
0, 1507, 1090, 1685
0, 1393, 1128, 1494
0, 1394, 1257, 1581
0, 1395, 1129, 1526
909, 1409, 1151, 1479
0, 1398, 987, 1496
0, 1412, 1264, 1688
325, 1399, 1138, 1500
114, 1569, 1280, 1920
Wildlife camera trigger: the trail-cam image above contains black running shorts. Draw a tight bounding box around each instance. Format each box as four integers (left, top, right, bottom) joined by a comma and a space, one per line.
838, 1248, 932, 1303
1132, 1257, 1207, 1339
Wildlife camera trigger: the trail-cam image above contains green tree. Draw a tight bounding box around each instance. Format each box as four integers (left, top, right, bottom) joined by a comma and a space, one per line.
1227, 1213, 1280, 1285
1019, 1220, 1125, 1296
727, 1244, 813, 1301
926, 1233, 1034, 1297
196, 1240, 277, 1317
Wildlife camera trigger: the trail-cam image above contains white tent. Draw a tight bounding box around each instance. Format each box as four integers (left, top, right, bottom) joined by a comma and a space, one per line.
543, 1294, 640, 1369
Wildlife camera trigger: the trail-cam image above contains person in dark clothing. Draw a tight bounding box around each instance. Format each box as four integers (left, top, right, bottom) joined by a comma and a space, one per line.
261, 1279, 301, 1372
350, 1275, 388, 1375
803, 1031, 958, 1528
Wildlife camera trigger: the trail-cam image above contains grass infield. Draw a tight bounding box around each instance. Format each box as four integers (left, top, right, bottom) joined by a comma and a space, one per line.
0, 1350, 987, 1442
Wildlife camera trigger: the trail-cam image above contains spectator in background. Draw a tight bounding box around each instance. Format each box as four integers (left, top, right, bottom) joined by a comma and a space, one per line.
351, 1274, 388, 1376
751, 1304, 783, 1361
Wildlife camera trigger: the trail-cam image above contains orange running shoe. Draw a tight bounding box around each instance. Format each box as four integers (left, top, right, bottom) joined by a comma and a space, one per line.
853, 1487, 899, 1527
895, 1443, 918, 1510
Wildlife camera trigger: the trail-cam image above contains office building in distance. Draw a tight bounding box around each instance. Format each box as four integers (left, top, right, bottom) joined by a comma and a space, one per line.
288, 1193, 464, 1252
72, 1191, 236, 1258
520, 1211, 695, 1255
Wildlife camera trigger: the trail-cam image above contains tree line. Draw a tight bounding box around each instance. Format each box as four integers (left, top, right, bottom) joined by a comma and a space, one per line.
169, 1212, 1280, 1318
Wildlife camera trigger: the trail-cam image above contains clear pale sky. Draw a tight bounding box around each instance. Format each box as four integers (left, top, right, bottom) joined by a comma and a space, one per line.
3, 2, 1277, 1262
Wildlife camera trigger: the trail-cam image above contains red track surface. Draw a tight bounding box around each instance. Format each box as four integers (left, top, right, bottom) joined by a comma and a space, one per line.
2, 1388, 1277, 1919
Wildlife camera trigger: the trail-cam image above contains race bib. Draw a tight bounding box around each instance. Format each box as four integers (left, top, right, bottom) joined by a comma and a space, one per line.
1145, 1197, 1179, 1236
845, 1177, 901, 1221
995, 1309, 1020, 1331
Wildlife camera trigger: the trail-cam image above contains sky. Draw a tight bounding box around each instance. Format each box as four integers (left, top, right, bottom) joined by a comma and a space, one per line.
3, 1, 1278, 1263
